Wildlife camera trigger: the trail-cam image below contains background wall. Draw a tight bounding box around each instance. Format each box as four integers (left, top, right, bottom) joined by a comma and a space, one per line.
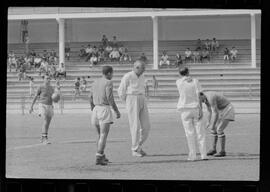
8, 14, 261, 43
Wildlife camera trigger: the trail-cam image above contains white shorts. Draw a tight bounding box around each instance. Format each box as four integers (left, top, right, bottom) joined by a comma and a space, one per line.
91, 105, 113, 125
39, 103, 54, 118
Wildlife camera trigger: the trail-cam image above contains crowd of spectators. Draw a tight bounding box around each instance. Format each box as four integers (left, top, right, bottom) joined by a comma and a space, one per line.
158, 37, 240, 68
78, 35, 133, 66
8, 49, 66, 81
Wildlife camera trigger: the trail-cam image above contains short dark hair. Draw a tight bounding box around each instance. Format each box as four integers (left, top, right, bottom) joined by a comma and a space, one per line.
179, 67, 189, 76
102, 65, 113, 75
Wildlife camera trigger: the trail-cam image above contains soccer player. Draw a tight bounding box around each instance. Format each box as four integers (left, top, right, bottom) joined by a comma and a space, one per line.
89, 66, 121, 165
29, 74, 55, 144
118, 60, 151, 157
199, 91, 235, 157
176, 67, 207, 161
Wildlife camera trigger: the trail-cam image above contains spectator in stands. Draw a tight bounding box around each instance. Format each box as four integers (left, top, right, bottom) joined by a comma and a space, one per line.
111, 36, 119, 48
65, 44, 71, 61
98, 48, 106, 62
29, 77, 35, 97
24, 55, 32, 70
34, 55, 42, 70
39, 59, 49, 76
79, 45, 87, 59
109, 47, 121, 61
29, 50, 36, 57
55, 63, 66, 79
204, 39, 211, 51
230, 47, 238, 62
175, 53, 183, 67
196, 39, 202, 50
42, 50, 49, 60
80, 76, 87, 92
8, 51, 17, 72
73, 77, 81, 100
17, 62, 27, 81
101, 34, 109, 48
152, 75, 158, 96
51, 49, 57, 57
139, 52, 148, 64
184, 48, 193, 64
223, 48, 231, 64
193, 47, 202, 64
85, 44, 94, 62
90, 54, 98, 66
159, 51, 170, 67
211, 38, 219, 54
25, 33, 30, 55
104, 44, 113, 59
118, 45, 125, 56
201, 48, 210, 63
48, 65, 57, 79
120, 48, 132, 62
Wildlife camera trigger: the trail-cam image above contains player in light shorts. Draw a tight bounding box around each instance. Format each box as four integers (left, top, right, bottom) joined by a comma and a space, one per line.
29, 74, 55, 144
90, 66, 120, 165
199, 91, 235, 157
91, 105, 113, 125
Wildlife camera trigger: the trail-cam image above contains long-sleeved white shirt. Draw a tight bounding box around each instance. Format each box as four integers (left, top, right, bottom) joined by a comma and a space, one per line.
118, 71, 145, 101
176, 76, 202, 110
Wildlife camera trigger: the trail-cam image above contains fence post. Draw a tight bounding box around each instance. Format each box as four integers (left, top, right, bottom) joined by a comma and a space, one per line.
21, 95, 25, 115
60, 94, 64, 114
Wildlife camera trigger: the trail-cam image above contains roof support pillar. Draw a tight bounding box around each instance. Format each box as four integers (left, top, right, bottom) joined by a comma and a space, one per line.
251, 13, 257, 68
57, 18, 65, 69
152, 16, 159, 70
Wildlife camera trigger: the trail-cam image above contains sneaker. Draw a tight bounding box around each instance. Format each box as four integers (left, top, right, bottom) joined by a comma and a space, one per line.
132, 151, 143, 157
187, 158, 196, 161
103, 154, 110, 163
207, 149, 217, 156
96, 156, 108, 166
213, 151, 226, 157
41, 138, 51, 145
138, 149, 147, 156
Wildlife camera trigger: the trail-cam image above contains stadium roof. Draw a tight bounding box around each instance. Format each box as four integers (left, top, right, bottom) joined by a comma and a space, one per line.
8, 7, 261, 20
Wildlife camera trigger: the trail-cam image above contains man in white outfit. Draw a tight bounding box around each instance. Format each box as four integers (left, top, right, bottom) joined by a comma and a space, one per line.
176, 67, 207, 161
118, 60, 151, 157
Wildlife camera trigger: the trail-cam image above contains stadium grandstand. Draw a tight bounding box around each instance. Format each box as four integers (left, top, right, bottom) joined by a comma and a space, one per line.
7, 7, 261, 113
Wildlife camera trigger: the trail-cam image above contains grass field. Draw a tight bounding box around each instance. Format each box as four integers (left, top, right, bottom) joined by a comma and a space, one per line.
6, 111, 260, 180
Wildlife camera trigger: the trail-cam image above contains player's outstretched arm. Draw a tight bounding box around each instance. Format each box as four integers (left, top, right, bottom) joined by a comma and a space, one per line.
29, 94, 38, 113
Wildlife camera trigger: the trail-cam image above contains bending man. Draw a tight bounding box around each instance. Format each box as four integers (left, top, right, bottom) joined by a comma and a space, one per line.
199, 91, 235, 157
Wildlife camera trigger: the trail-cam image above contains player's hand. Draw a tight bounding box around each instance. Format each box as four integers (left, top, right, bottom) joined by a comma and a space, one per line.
198, 108, 203, 120
205, 122, 210, 129
29, 107, 33, 114
116, 111, 121, 119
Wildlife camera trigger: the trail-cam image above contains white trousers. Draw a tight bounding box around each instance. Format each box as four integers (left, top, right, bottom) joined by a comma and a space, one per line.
180, 108, 207, 160
126, 95, 151, 151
